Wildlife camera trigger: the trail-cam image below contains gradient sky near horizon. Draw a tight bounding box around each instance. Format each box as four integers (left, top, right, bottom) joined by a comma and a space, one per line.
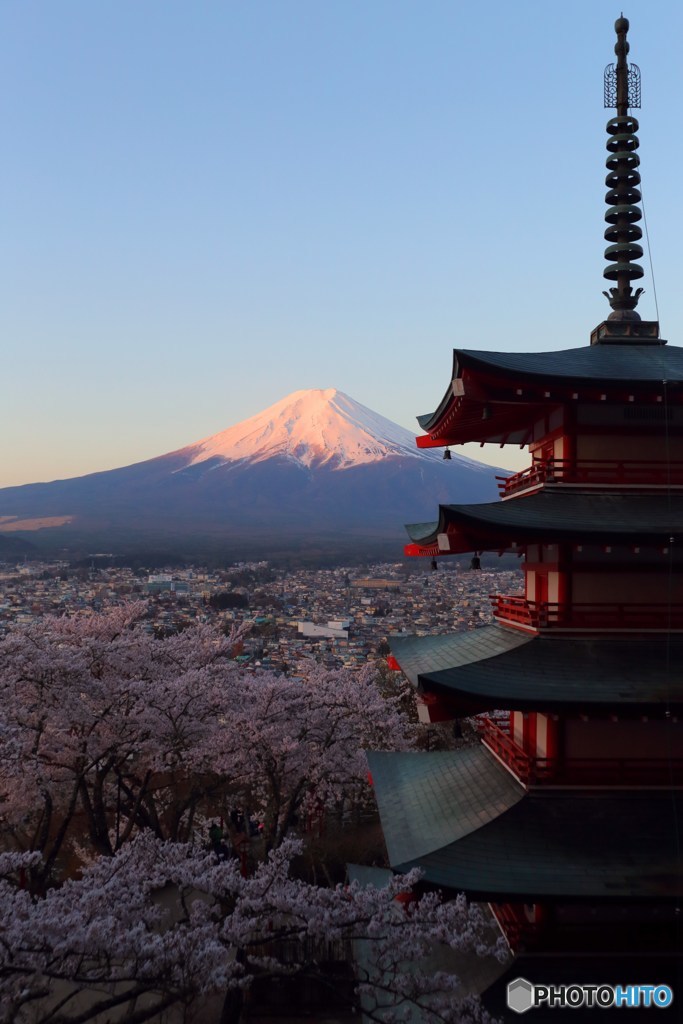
3, 0, 683, 488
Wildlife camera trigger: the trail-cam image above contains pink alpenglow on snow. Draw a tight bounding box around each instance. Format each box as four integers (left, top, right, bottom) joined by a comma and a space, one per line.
180, 388, 456, 470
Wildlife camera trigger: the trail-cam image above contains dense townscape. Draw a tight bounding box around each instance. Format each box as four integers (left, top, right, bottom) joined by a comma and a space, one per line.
0, 558, 523, 669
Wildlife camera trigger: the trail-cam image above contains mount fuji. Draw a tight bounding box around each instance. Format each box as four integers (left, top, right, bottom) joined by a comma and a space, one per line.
181, 388, 443, 470
0, 389, 501, 561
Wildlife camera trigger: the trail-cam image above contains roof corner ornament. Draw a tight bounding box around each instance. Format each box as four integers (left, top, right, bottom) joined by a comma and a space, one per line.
602, 15, 644, 322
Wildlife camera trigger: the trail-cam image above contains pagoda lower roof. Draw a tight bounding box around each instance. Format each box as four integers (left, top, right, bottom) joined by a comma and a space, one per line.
366, 747, 525, 865
389, 627, 683, 713
368, 747, 683, 902
405, 491, 683, 554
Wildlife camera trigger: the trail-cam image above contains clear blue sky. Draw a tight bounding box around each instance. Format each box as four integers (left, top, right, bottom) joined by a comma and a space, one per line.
3, 0, 683, 487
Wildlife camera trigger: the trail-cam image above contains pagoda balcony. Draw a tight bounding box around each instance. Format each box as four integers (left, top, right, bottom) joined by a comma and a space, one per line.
490, 594, 683, 632
497, 458, 683, 499
479, 718, 683, 788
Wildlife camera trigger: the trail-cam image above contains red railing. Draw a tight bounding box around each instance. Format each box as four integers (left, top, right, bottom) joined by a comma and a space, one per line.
490, 595, 539, 627
479, 718, 683, 786
490, 594, 683, 631
498, 458, 683, 498
478, 715, 533, 779
496, 463, 547, 496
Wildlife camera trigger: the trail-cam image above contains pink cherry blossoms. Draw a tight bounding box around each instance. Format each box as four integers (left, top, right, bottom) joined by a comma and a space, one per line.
0, 607, 505, 1023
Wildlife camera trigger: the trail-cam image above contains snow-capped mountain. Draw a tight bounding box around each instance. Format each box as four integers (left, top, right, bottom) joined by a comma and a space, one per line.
0, 388, 501, 559
177, 389, 448, 470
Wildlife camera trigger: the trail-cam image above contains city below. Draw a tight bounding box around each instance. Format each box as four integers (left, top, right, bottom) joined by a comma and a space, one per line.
0, 556, 522, 672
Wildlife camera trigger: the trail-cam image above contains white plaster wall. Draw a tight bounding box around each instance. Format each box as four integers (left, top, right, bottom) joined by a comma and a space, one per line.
513, 711, 525, 747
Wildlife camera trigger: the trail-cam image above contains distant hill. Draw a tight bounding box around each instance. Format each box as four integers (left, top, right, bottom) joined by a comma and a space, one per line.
0, 389, 503, 560
0, 535, 40, 561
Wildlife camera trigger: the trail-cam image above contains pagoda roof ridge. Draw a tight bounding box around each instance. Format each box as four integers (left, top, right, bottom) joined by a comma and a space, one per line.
405, 491, 683, 554
417, 344, 683, 441
390, 625, 530, 686
369, 747, 683, 901
366, 746, 523, 866
389, 627, 683, 713
452, 343, 683, 384
393, 789, 683, 901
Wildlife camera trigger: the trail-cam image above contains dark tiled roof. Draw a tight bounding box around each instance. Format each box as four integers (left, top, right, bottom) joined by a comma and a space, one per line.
455, 344, 683, 383
374, 760, 683, 900
366, 747, 524, 866
397, 790, 683, 900
390, 627, 531, 686
390, 627, 683, 711
406, 491, 683, 547
416, 345, 683, 434
404, 521, 440, 543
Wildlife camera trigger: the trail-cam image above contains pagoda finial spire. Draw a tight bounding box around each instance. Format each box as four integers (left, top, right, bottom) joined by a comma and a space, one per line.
601, 15, 645, 321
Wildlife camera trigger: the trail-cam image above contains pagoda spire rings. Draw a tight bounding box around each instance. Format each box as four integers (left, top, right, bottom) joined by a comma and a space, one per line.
602, 16, 645, 320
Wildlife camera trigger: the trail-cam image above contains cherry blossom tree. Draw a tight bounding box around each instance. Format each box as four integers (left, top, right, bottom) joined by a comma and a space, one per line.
0, 837, 505, 1024
0, 609, 412, 881
0, 607, 250, 887
208, 662, 414, 851
0, 609, 505, 1022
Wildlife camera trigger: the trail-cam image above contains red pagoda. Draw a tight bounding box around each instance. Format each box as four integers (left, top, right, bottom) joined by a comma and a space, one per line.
368, 16, 682, 1014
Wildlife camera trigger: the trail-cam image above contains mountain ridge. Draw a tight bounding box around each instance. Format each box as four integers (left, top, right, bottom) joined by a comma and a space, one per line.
165, 387, 491, 475
0, 388, 502, 559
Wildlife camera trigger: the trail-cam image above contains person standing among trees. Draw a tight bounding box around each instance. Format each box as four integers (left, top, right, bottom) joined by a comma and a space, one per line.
209, 821, 223, 853
209, 821, 231, 860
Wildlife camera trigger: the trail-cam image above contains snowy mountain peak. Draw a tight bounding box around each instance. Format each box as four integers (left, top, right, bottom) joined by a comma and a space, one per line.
178, 388, 442, 471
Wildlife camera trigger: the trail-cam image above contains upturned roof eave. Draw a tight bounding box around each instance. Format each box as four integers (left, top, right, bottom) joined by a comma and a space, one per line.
388, 627, 683, 712
391, 794, 683, 903
419, 674, 683, 716
416, 344, 683, 446
404, 492, 683, 555
391, 865, 681, 905
417, 403, 540, 448
368, 749, 682, 902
